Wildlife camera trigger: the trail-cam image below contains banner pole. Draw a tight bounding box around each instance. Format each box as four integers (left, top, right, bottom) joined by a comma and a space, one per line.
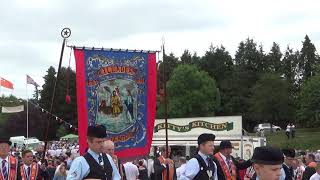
0, 77, 2, 97
42, 28, 71, 162
26, 75, 29, 138
162, 40, 170, 180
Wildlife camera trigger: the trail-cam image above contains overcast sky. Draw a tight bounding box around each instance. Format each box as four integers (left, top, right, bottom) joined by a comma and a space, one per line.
1, 0, 320, 99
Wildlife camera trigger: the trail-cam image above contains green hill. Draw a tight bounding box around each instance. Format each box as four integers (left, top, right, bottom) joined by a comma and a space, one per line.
266, 128, 320, 151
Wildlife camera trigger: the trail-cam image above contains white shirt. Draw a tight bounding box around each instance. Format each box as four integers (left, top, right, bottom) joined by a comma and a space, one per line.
310, 172, 320, 180
67, 149, 121, 180
24, 164, 33, 180
0, 156, 9, 176
176, 163, 186, 179
286, 125, 291, 132
147, 159, 154, 177
123, 162, 139, 180
182, 152, 218, 180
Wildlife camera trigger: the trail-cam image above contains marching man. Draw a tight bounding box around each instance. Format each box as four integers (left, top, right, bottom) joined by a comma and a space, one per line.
0, 138, 19, 180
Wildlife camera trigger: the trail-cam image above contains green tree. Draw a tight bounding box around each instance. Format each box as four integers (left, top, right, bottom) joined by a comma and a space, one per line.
157, 53, 179, 93
39, 66, 56, 110
180, 49, 192, 64
228, 38, 266, 129
297, 75, 320, 127
199, 45, 233, 85
38, 66, 77, 139
164, 64, 219, 118
56, 125, 68, 138
266, 42, 282, 73
250, 73, 294, 128
299, 35, 319, 80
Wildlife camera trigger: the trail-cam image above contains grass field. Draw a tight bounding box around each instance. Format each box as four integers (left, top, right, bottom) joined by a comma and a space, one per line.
266, 128, 320, 151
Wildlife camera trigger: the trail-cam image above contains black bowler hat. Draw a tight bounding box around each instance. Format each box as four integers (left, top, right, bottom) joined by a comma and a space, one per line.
198, 133, 215, 145
87, 125, 107, 138
0, 138, 12, 146
252, 146, 284, 165
282, 148, 295, 158
220, 140, 233, 149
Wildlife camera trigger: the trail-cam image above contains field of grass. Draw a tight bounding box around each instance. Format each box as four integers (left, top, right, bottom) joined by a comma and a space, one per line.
266, 128, 320, 151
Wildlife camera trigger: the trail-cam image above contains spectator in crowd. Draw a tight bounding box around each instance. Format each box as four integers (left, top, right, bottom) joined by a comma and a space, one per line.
280, 148, 295, 180
286, 123, 291, 139
103, 140, 123, 178
293, 159, 304, 180
123, 161, 139, 180
138, 160, 149, 180
302, 153, 317, 180
176, 157, 187, 180
290, 123, 296, 138
46, 160, 57, 179
315, 150, 320, 163
53, 162, 67, 180
309, 163, 320, 180
154, 146, 176, 180
147, 156, 155, 180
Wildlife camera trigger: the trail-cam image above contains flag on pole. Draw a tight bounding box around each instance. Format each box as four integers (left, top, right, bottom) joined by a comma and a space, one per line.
0, 77, 14, 89
26, 75, 39, 87
1, 105, 24, 113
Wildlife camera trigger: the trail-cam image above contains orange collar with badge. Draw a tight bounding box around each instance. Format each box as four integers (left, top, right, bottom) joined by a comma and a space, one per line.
0, 156, 18, 180
20, 162, 38, 180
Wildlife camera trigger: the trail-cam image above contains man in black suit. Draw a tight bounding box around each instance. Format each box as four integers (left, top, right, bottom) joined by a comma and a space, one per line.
18, 150, 48, 180
213, 140, 252, 180
154, 146, 177, 180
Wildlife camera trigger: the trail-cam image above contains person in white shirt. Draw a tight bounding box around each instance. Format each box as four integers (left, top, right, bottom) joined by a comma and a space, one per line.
123, 161, 139, 180
182, 133, 218, 180
290, 123, 296, 138
310, 164, 320, 180
176, 157, 187, 180
286, 123, 291, 139
147, 157, 155, 179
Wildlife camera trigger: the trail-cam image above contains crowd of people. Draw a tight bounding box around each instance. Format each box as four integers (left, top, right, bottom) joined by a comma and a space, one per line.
1, 125, 320, 180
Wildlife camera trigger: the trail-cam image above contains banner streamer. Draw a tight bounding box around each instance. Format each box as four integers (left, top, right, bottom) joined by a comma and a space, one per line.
74, 48, 156, 159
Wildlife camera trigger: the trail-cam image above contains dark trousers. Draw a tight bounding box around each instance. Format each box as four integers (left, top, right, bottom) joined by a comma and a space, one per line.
286, 131, 290, 139
291, 130, 295, 138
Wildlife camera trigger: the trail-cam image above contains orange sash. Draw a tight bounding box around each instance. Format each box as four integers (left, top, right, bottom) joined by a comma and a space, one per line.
214, 153, 237, 180
20, 162, 38, 180
158, 156, 174, 180
0, 156, 18, 180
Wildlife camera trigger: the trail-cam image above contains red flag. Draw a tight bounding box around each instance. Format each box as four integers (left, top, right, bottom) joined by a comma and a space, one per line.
0, 78, 14, 89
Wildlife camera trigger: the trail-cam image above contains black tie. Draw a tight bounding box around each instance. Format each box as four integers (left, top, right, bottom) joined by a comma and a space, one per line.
207, 157, 215, 178
289, 167, 294, 177
98, 155, 104, 168
27, 167, 31, 180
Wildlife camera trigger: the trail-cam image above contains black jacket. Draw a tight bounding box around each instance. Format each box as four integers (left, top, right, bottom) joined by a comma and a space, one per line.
212, 154, 252, 180
154, 157, 177, 180
302, 166, 316, 180
17, 163, 48, 180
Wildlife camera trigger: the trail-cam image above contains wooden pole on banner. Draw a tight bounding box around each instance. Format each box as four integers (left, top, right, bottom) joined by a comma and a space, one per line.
162, 39, 170, 180
42, 28, 71, 162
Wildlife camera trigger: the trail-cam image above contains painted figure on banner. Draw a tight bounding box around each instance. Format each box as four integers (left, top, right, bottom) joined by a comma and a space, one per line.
111, 90, 121, 117
97, 78, 138, 133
